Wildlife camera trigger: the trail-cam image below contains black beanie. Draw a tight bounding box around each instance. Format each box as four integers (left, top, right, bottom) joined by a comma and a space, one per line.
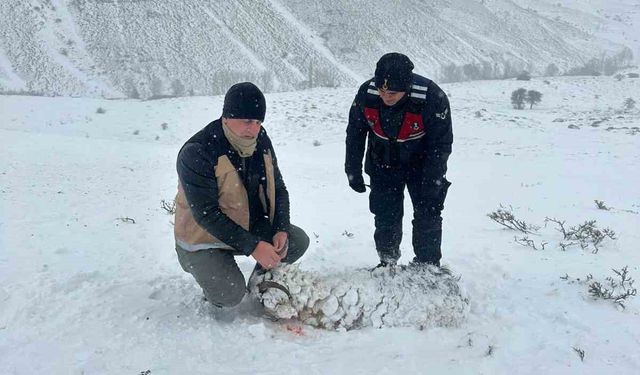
222, 82, 266, 122
374, 53, 414, 92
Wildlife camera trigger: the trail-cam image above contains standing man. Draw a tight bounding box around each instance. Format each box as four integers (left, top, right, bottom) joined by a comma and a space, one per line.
345, 53, 453, 268
174, 82, 309, 307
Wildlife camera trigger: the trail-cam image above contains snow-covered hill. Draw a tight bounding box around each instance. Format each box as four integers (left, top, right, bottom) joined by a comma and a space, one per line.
0, 0, 637, 98
1, 74, 639, 374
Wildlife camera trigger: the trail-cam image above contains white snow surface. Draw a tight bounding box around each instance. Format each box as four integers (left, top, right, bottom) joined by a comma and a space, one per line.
1, 74, 640, 373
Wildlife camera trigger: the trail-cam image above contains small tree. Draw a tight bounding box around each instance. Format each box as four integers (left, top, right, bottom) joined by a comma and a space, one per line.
544, 64, 559, 77
125, 78, 140, 99
150, 76, 164, 98
171, 79, 185, 97
526, 90, 543, 109
624, 98, 636, 111
511, 88, 527, 109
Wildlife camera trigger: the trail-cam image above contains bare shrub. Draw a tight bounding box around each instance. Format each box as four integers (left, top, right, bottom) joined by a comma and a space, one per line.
566, 220, 616, 253
161, 199, 176, 215
587, 267, 637, 309
624, 98, 636, 111
487, 205, 539, 234
514, 236, 547, 250
545, 217, 616, 253
573, 347, 585, 362
562, 267, 636, 309
594, 200, 610, 210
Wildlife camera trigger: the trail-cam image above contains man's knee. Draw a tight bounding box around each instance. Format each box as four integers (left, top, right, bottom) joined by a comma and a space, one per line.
413, 211, 442, 231
199, 272, 246, 307
175, 246, 246, 307
283, 225, 309, 264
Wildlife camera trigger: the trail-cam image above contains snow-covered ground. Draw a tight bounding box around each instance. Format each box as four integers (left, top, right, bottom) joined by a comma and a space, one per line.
1, 74, 639, 374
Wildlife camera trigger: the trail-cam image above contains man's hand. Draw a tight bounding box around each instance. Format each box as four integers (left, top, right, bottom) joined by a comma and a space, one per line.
251, 241, 281, 269
272, 231, 289, 260
347, 173, 366, 193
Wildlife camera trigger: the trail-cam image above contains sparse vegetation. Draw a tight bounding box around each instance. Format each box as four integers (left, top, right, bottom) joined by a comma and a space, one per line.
587, 267, 637, 309
122, 77, 141, 99
562, 267, 636, 309
487, 205, 539, 234
150, 76, 164, 99
545, 64, 559, 77
489, 210, 619, 254
563, 49, 633, 76
594, 200, 610, 210
485, 345, 495, 357
623, 98, 636, 111
514, 236, 547, 250
2, 89, 47, 96
171, 79, 185, 97
545, 217, 616, 253
161, 199, 176, 215
117, 217, 136, 224
525, 90, 542, 109
573, 347, 585, 362
511, 88, 527, 109
511, 88, 542, 109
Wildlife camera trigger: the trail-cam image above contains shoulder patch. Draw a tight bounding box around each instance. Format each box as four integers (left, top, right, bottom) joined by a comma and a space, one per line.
409, 83, 428, 101
435, 107, 449, 120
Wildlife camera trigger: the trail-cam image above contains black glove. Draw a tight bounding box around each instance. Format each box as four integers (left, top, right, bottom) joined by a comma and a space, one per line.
347, 173, 366, 193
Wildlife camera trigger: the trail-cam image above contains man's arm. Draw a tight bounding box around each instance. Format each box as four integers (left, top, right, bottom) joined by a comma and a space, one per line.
345, 91, 369, 177
423, 86, 453, 210
177, 142, 260, 255
270, 146, 291, 234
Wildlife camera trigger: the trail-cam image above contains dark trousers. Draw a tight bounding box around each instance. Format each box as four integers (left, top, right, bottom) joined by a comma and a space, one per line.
176, 224, 309, 307
369, 166, 449, 265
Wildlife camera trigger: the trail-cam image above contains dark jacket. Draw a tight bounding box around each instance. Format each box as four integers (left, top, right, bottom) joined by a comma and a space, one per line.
175, 119, 290, 255
345, 73, 453, 185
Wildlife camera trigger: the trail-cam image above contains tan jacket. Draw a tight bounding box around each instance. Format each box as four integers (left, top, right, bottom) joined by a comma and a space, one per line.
174, 152, 277, 252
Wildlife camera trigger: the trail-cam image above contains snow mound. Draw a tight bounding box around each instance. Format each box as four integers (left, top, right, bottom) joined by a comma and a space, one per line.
250, 264, 469, 330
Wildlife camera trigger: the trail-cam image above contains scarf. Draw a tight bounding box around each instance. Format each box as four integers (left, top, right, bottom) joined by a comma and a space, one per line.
222, 121, 258, 157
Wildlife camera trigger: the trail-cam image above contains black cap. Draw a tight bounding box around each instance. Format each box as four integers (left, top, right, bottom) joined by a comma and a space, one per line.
222, 82, 266, 122
374, 53, 414, 92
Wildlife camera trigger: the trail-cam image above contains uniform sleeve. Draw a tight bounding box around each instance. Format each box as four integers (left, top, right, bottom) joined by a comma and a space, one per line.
345, 89, 369, 176
177, 142, 260, 255
422, 86, 453, 208
269, 145, 291, 234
